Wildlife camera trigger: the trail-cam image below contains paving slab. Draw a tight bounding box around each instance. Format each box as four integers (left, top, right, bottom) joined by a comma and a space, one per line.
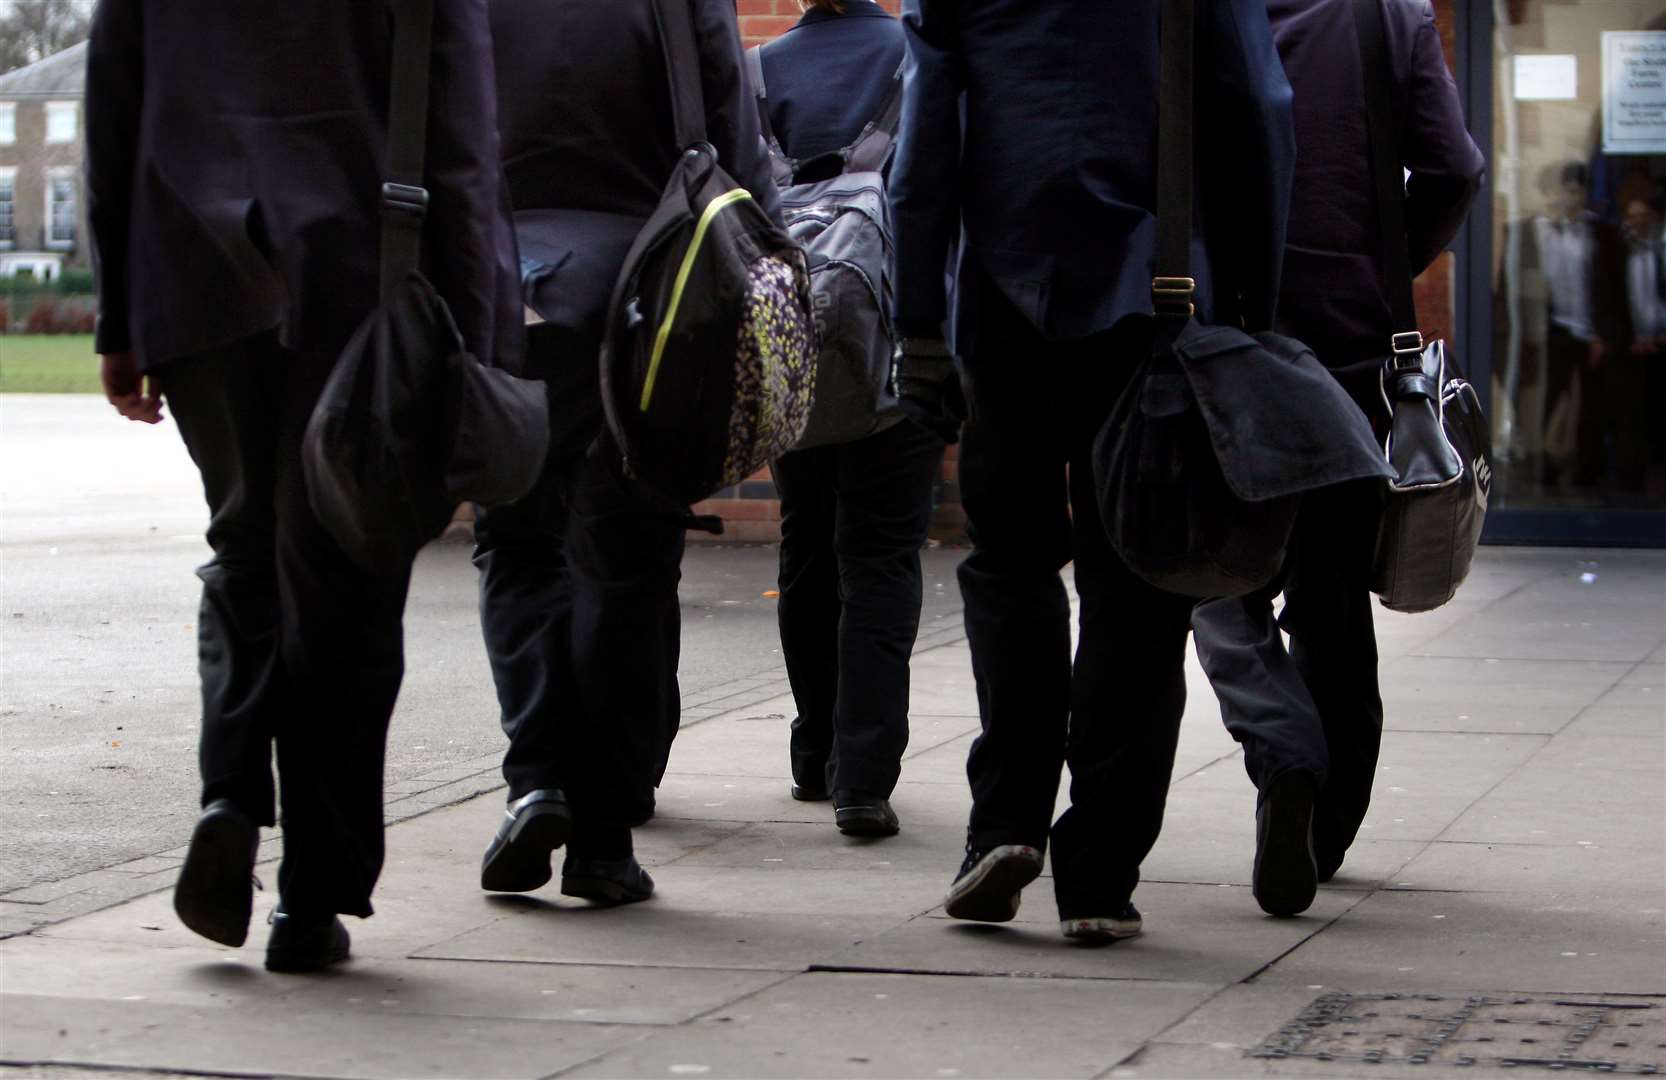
564, 971, 1216, 1080
1256, 888, 1666, 995
416, 905, 903, 973
0, 993, 645, 1080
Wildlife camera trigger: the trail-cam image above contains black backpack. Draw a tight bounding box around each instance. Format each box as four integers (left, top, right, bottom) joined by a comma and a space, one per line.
597, 0, 818, 507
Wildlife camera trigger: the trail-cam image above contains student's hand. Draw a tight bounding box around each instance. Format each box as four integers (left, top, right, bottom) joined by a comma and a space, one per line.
100, 352, 164, 424
894, 337, 965, 444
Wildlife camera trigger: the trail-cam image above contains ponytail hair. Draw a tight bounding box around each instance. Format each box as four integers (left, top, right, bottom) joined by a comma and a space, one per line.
801, 0, 847, 12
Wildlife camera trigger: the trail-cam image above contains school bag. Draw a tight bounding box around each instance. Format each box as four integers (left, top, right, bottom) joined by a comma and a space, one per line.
597, 0, 818, 507
745, 47, 904, 450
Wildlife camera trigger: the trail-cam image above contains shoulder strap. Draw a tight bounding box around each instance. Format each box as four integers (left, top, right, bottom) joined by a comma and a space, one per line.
1352, 0, 1420, 340
843, 62, 905, 174
745, 45, 776, 147
380, 0, 435, 295
1153, 0, 1197, 322
650, 0, 710, 151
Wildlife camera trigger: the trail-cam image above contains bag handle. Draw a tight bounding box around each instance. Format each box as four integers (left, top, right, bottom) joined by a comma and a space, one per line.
380, 0, 435, 296
1153, 0, 1197, 324
747, 45, 903, 180
650, 0, 710, 151
1352, 0, 1424, 366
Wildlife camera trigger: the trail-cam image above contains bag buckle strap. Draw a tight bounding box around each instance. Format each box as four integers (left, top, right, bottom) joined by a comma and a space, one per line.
382, 182, 430, 222
1152, 276, 1196, 318
1390, 330, 1425, 372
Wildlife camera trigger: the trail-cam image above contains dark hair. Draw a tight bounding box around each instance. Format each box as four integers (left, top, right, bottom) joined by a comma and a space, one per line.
803, 0, 847, 12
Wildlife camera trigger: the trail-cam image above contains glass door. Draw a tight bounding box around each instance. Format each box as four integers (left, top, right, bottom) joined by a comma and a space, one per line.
1483, 0, 1666, 542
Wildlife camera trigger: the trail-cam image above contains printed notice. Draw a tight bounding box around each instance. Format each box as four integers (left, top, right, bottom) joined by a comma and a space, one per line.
1515, 54, 1578, 101
1603, 31, 1666, 154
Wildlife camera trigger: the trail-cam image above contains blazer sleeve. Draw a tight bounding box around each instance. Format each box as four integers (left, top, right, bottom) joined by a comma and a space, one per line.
1199, 0, 1295, 333
694, 0, 781, 224
84, 0, 143, 356
887, 0, 963, 339
423, 0, 521, 369
1400, 0, 1485, 276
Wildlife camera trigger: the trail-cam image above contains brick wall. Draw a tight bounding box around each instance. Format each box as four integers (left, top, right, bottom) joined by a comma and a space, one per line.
706, 0, 1463, 544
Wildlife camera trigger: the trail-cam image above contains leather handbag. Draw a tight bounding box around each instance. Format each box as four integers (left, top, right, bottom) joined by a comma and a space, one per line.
1093, 0, 1391, 599
1353, 0, 1492, 613
303, 0, 549, 574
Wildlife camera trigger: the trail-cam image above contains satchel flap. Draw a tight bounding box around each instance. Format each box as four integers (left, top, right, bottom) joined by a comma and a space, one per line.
1173, 321, 1395, 502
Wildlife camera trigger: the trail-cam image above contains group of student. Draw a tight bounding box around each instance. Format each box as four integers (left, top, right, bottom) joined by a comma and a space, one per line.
86, 0, 1482, 974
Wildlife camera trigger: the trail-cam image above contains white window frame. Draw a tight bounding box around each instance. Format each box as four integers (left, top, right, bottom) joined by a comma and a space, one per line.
0, 167, 15, 250
0, 103, 15, 146
45, 166, 76, 250
44, 100, 78, 145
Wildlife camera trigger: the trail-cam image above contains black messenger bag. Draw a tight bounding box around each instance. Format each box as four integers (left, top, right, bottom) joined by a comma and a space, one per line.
1094, 0, 1392, 599
1353, 0, 1491, 613
303, 0, 548, 574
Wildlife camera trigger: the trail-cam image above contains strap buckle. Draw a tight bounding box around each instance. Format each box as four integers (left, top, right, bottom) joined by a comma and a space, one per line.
1390, 330, 1424, 372
381, 182, 430, 221
1152, 276, 1196, 318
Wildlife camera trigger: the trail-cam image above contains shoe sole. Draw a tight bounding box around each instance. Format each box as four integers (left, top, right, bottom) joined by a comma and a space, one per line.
944, 846, 1043, 923
174, 810, 257, 947
1061, 917, 1143, 944
560, 875, 654, 905
480, 803, 572, 893
835, 808, 899, 837
1254, 775, 1318, 917
266, 923, 351, 974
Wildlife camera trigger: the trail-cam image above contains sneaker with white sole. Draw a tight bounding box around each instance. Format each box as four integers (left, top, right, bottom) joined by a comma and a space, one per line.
1061, 902, 1143, 943
944, 843, 1044, 923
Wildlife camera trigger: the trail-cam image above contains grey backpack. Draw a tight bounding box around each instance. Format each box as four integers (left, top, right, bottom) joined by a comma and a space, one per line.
746, 48, 904, 451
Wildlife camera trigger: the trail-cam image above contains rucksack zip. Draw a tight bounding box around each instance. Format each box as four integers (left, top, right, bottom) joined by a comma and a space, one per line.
639, 187, 756, 412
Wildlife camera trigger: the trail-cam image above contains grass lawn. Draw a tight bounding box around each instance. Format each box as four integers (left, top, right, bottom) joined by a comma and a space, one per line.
0, 335, 100, 394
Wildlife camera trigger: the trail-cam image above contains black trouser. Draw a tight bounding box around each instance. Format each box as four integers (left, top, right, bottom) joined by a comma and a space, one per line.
1191, 480, 1385, 869
954, 285, 1195, 918
773, 418, 946, 797
474, 329, 685, 830
159, 331, 413, 920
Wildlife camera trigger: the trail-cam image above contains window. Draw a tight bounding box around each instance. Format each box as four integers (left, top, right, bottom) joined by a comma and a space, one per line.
0, 103, 14, 146
45, 168, 75, 249
0, 169, 14, 250
44, 100, 77, 144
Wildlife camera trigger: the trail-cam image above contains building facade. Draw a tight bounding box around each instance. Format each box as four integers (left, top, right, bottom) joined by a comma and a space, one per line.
0, 41, 88, 279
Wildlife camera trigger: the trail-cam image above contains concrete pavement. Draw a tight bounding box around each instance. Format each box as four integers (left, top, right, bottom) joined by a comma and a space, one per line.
1, 535, 1662, 1074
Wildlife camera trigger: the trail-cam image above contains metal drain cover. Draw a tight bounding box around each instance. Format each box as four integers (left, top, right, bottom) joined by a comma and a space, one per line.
1252, 992, 1665, 1073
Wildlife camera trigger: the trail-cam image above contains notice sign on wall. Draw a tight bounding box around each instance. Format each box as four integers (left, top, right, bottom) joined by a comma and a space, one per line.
1515, 54, 1578, 101
1603, 31, 1666, 155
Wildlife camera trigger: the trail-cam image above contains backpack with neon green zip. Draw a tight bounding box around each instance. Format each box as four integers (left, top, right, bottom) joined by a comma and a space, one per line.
597, 0, 816, 509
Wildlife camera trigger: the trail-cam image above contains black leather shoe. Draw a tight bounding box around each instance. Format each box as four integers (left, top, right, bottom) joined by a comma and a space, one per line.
174, 798, 260, 947
265, 907, 350, 973
790, 757, 830, 802
560, 853, 654, 905
1253, 771, 1319, 917
1316, 850, 1344, 884
833, 791, 900, 837
481, 789, 573, 893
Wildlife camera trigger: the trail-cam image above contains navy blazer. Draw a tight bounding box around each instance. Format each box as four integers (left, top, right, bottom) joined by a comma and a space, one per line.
86, 0, 519, 373
490, 0, 779, 363
757, 0, 904, 162
1270, 0, 1484, 365
889, 0, 1296, 344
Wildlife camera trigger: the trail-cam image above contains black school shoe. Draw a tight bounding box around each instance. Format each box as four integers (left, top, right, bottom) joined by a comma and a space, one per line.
561, 852, 655, 905
174, 798, 260, 947
833, 791, 900, 837
481, 788, 573, 893
943, 843, 1044, 923
265, 906, 351, 973
1253, 770, 1319, 917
